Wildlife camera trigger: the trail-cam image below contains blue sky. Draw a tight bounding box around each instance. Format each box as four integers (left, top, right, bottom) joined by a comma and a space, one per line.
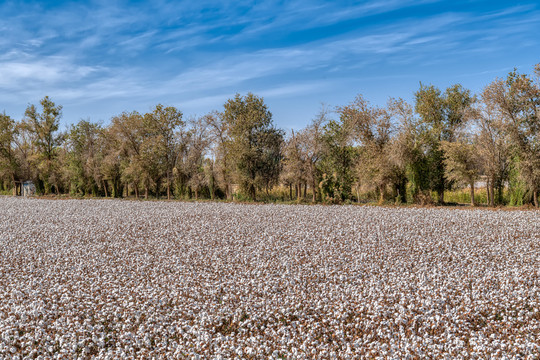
1, 0, 539, 130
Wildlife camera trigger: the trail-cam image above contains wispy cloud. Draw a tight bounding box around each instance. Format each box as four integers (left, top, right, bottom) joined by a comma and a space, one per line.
0, 1, 539, 126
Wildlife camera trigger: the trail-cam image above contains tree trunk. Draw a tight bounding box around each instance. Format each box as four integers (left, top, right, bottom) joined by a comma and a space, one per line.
145, 186, 148, 199
312, 180, 317, 203
289, 184, 292, 200
534, 189, 538, 208
496, 179, 503, 206
167, 172, 171, 200
303, 183, 307, 199
155, 178, 161, 199
470, 180, 475, 207
12, 174, 16, 196
438, 190, 444, 205
102, 180, 108, 197
134, 183, 139, 199
379, 186, 384, 205
486, 177, 491, 206
250, 184, 256, 201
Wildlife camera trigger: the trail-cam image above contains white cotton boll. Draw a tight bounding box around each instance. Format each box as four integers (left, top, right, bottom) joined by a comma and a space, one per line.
0, 199, 539, 358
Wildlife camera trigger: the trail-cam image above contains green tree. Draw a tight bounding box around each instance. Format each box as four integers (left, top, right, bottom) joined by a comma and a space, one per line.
22, 96, 64, 194
66, 119, 104, 196
491, 67, 540, 206
222, 93, 283, 200
110, 111, 144, 198
414, 84, 473, 203
320, 118, 355, 202
143, 104, 184, 199
0, 112, 19, 194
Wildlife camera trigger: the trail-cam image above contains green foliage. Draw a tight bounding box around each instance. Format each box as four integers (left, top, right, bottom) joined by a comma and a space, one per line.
414, 83, 474, 203
66, 120, 103, 196
0, 112, 18, 185
22, 96, 64, 194
444, 187, 490, 206
508, 159, 527, 206
320, 119, 356, 201
223, 93, 284, 200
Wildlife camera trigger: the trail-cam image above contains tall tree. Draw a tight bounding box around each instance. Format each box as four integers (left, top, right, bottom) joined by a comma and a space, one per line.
222, 93, 283, 200
66, 119, 104, 196
205, 111, 233, 199
320, 117, 355, 202
110, 112, 145, 198
22, 96, 64, 194
281, 130, 306, 200
414, 84, 473, 203
181, 116, 210, 199
339, 95, 395, 203
475, 81, 511, 206
143, 104, 184, 199
489, 67, 540, 206
0, 112, 19, 194
297, 105, 329, 202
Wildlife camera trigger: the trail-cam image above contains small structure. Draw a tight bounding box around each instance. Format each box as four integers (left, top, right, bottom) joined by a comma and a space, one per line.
22, 181, 36, 197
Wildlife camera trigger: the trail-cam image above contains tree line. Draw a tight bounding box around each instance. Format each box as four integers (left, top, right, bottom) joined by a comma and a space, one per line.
1, 65, 539, 206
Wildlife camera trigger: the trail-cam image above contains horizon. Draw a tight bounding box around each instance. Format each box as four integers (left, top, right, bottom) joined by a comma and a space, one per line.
1, 0, 539, 131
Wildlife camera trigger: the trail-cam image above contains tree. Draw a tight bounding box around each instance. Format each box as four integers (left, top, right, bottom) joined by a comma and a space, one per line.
66, 119, 104, 196
320, 117, 355, 202
205, 111, 233, 199
222, 93, 283, 200
475, 81, 511, 206
110, 112, 144, 198
0, 112, 19, 194
441, 140, 481, 206
297, 105, 329, 202
143, 104, 184, 199
22, 96, 64, 194
480, 66, 540, 206
280, 130, 306, 200
339, 95, 395, 203
414, 84, 474, 203
181, 116, 210, 199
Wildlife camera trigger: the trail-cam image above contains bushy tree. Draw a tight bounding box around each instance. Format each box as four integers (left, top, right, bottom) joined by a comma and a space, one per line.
320, 117, 355, 202
66, 119, 104, 196
414, 84, 474, 203
0, 112, 19, 193
143, 104, 184, 199
22, 96, 64, 194
339, 95, 396, 203
223, 93, 283, 200
441, 140, 481, 206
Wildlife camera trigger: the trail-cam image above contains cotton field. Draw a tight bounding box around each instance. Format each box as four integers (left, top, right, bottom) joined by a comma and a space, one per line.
0, 198, 539, 359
